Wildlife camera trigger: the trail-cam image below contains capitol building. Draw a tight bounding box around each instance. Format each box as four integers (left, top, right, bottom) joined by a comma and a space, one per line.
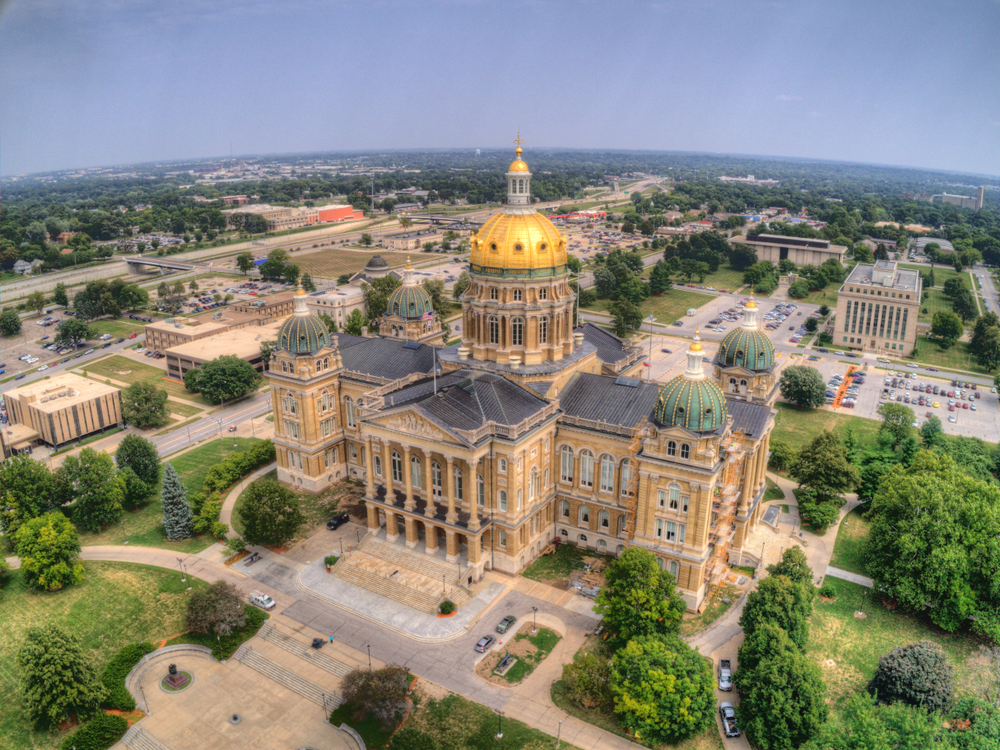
266, 140, 777, 611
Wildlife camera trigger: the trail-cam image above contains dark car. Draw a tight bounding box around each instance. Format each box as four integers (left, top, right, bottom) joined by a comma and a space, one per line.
326, 513, 350, 530
817, 347, 829, 353
496, 615, 517, 633
15, 373, 26, 380
475, 635, 496, 653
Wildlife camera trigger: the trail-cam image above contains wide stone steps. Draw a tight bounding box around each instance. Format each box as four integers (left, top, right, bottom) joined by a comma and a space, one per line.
259, 625, 354, 678
335, 562, 441, 614
362, 537, 462, 584
121, 726, 173, 750
234, 646, 342, 711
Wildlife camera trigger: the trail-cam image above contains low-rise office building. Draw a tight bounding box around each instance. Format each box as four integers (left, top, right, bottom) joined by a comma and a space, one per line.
221, 203, 363, 231
4, 373, 122, 447
304, 286, 367, 327
144, 312, 271, 351
384, 231, 443, 251
231, 290, 297, 319
835, 261, 922, 355
165, 320, 284, 379
734, 234, 846, 266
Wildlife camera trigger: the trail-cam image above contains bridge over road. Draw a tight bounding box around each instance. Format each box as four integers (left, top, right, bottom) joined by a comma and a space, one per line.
123, 255, 206, 274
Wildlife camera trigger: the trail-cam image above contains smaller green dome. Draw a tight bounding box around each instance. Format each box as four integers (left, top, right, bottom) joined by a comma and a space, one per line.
717, 327, 775, 371
277, 314, 330, 354
654, 376, 727, 432
387, 285, 434, 319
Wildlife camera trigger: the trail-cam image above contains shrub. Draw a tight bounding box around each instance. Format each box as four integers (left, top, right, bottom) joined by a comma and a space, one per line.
818, 583, 836, 599
438, 599, 455, 615
59, 713, 129, 750
324, 555, 338, 567
201, 440, 276, 494
867, 640, 955, 712
101, 642, 155, 710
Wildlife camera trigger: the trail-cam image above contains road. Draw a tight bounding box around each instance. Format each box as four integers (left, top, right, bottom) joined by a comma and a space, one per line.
149, 390, 273, 457
978, 269, 999, 316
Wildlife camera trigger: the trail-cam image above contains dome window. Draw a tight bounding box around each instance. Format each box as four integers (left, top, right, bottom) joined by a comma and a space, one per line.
514, 243, 524, 252
540, 243, 547, 251
490, 242, 498, 252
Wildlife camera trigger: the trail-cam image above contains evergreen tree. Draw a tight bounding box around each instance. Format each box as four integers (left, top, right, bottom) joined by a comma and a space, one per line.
161, 462, 194, 541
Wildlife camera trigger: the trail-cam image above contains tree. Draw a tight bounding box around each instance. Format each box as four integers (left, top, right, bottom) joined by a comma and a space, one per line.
300, 272, 316, 292
0, 307, 22, 336
970, 312, 1000, 350
768, 440, 797, 472
185, 580, 247, 636
779, 365, 826, 409
610, 298, 641, 337
729, 243, 758, 270
53, 282, 68, 307
648, 260, 673, 294
931, 310, 963, 341
952, 289, 978, 323
58, 448, 125, 532
621, 219, 635, 234
14, 513, 85, 591
236, 251, 255, 275
188, 280, 199, 294
735, 623, 828, 750
818, 304, 830, 317
344, 309, 366, 335
566, 255, 582, 273
594, 547, 686, 645
865, 451, 1000, 641
0, 454, 55, 534
281, 263, 300, 285
766, 548, 814, 587
239, 479, 304, 547
183, 367, 201, 393
739, 575, 815, 649
788, 279, 811, 298
197, 355, 261, 404
160, 462, 194, 541
451, 271, 471, 300
976, 326, 1000, 372
17, 625, 106, 726
943, 277, 965, 299
561, 649, 614, 711
361, 275, 403, 327
114, 435, 159, 489
337, 273, 353, 286
593, 267, 617, 298
610, 635, 715, 743
877, 402, 915, 448
359, 233, 373, 247
868, 641, 955, 713
121, 380, 170, 428
800, 692, 956, 750
802, 316, 818, 333
678, 258, 709, 282
920, 415, 944, 447
793, 430, 858, 497
55, 318, 93, 349
26, 291, 45, 314
341, 666, 412, 729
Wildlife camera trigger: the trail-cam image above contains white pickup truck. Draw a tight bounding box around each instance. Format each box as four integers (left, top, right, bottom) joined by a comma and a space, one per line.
718, 659, 732, 691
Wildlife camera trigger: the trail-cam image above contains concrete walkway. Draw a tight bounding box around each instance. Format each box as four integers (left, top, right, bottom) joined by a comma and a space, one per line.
219, 460, 278, 537
825, 566, 873, 587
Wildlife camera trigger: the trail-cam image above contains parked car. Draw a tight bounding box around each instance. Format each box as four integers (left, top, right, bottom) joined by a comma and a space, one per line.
719, 702, 740, 737
326, 513, 350, 530
475, 635, 496, 653
718, 659, 732, 691
496, 615, 517, 634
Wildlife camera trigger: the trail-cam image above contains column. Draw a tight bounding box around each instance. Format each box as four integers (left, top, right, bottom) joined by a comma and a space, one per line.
405, 516, 418, 549
422, 449, 433, 504
425, 524, 439, 555
383, 442, 394, 499
756, 437, 769, 491
403, 446, 415, 510
364, 436, 376, 499
739, 453, 754, 515
366, 504, 380, 533
445, 530, 459, 563
386, 512, 399, 542
467, 458, 481, 530
445, 455, 457, 523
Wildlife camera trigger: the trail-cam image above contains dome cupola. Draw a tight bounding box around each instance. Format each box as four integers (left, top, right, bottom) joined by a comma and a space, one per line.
386, 258, 434, 319
654, 329, 727, 432
717, 293, 775, 372
277, 285, 331, 355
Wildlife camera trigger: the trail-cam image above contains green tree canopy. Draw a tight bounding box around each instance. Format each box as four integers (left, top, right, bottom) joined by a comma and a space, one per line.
931, 311, 963, 341
0, 454, 55, 534
0, 308, 22, 336
197, 355, 261, 404
17, 625, 106, 726
121, 380, 170, 428
55, 318, 93, 349
115, 434, 160, 488
185, 580, 247, 636
361, 274, 403, 327
239, 479, 304, 547
236, 251, 255, 274
868, 641, 955, 713
14, 512, 85, 591
877, 402, 915, 448
739, 575, 814, 650
610, 635, 715, 744
57, 448, 125, 532
161, 462, 194, 541
779, 365, 827, 409
792, 430, 859, 497
766, 547, 814, 587
594, 547, 686, 645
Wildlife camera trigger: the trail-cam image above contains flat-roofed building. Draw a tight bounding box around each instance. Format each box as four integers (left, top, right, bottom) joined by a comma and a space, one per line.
384, 231, 443, 251
734, 234, 847, 266
304, 286, 366, 327
144, 312, 271, 351
231, 290, 296, 319
165, 320, 284, 379
5, 373, 122, 447
836, 261, 922, 356
221, 203, 362, 231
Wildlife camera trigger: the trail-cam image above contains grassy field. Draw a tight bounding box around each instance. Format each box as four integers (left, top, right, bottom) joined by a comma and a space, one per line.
899, 263, 972, 290
764, 478, 786, 501
293, 248, 413, 279
166, 399, 204, 417
78, 437, 263, 552
829, 507, 871, 576
810, 577, 991, 709
232, 469, 361, 539
520, 544, 611, 587
910, 340, 988, 374
78, 354, 212, 405
500, 628, 561, 684
918, 287, 961, 326
0, 562, 206, 750
771, 402, 881, 447
87, 319, 146, 339
583, 288, 714, 326
790, 286, 841, 307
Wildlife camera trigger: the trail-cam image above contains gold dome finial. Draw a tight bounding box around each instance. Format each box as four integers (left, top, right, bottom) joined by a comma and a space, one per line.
405, 256, 413, 270
690, 327, 703, 352
513, 130, 524, 157
746, 285, 757, 309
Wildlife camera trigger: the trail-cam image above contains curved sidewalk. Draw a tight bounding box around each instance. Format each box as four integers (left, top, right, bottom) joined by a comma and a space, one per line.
219, 461, 278, 538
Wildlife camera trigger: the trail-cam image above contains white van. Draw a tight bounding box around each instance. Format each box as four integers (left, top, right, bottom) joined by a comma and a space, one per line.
248, 590, 276, 611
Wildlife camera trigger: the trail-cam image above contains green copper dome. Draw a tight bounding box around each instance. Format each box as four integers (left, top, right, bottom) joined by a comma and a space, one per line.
717, 327, 775, 371
387, 284, 434, 319
277, 288, 330, 354
654, 376, 727, 432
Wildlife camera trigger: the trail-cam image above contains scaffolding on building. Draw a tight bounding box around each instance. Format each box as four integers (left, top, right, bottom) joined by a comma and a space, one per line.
621, 417, 647, 546
704, 430, 747, 601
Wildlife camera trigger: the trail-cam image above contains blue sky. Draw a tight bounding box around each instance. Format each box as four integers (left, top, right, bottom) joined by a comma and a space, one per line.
1, 0, 998, 177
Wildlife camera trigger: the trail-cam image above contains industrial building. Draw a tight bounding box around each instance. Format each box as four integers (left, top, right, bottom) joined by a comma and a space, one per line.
733, 234, 847, 266
221, 203, 363, 231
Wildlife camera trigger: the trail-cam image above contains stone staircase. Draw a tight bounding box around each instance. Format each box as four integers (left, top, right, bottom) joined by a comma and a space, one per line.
335, 563, 441, 613
233, 646, 342, 711
258, 625, 354, 678
121, 726, 173, 750
362, 537, 463, 584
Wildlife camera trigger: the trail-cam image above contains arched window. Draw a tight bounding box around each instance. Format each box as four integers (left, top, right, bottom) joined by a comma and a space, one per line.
499, 457, 507, 473
616, 544, 624, 555
517, 488, 522, 509
598, 510, 610, 529
323, 357, 329, 370
490, 287, 498, 300
345, 396, 356, 428
580, 450, 594, 488
680, 443, 690, 460
432, 461, 442, 498
499, 490, 508, 512
511, 318, 524, 347
489, 316, 499, 344
578, 505, 590, 525
453, 466, 463, 500
544, 467, 550, 488
539, 287, 548, 300
600, 455, 615, 493
560, 446, 574, 482
740, 379, 748, 390
561, 529, 569, 537
579, 534, 588, 544
598, 539, 607, 549
391, 451, 402, 483
411, 455, 422, 489
529, 468, 538, 501
539, 317, 548, 344
669, 483, 680, 510
374, 455, 382, 477
513, 289, 522, 302
560, 500, 570, 518
619, 459, 632, 496
477, 473, 485, 507
667, 440, 677, 457
669, 561, 679, 578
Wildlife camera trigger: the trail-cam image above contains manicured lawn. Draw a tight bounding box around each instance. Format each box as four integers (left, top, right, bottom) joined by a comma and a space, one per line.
829, 507, 870, 576
899, 263, 972, 290
583, 288, 714, 326
166, 399, 205, 417
169, 437, 261, 495
810, 577, 989, 709
330, 703, 398, 749
501, 627, 561, 684
520, 543, 611, 587
910, 339, 988, 374
232, 472, 362, 539
77, 354, 212, 405
770, 402, 881, 447
293, 249, 413, 279
87, 319, 146, 339
0, 562, 206, 750
918, 287, 962, 326
763, 478, 786, 501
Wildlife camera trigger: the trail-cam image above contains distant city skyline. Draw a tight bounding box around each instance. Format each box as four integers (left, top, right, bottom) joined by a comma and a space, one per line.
1, 0, 998, 177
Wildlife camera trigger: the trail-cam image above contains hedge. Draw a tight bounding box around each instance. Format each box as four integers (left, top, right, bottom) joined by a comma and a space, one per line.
201, 439, 275, 494
101, 641, 155, 711
59, 713, 128, 750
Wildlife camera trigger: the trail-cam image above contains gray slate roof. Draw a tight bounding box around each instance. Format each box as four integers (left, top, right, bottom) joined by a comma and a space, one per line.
559, 372, 662, 427
339, 337, 436, 380
576, 322, 635, 365
725, 398, 773, 439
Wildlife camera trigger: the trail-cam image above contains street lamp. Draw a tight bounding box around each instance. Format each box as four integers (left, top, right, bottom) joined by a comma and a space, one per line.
557, 719, 563, 748
532, 606, 538, 633
367, 644, 372, 671
496, 709, 504, 740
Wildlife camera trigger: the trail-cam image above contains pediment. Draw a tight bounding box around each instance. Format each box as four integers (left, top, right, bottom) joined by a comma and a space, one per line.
370, 408, 453, 442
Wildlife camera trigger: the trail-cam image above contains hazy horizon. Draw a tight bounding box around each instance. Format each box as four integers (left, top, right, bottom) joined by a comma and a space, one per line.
2, 0, 998, 178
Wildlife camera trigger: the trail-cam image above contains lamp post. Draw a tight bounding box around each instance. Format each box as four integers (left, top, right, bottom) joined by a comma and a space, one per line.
646, 314, 656, 381
557, 719, 562, 748
367, 644, 372, 671
495, 709, 504, 740
532, 606, 538, 634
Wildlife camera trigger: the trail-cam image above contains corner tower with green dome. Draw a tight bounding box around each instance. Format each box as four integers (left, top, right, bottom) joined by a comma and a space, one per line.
380, 258, 444, 346
713, 296, 778, 403
654, 330, 727, 433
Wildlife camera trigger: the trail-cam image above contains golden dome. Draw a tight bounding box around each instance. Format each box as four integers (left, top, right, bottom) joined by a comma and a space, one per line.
508, 158, 530, 173
470, 211, 567, 271
745, 299, 756, 309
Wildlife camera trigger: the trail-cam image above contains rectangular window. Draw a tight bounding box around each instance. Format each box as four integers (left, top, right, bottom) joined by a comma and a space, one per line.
669, 486, 680, 510
658, 489, 666, 508
498, 529, 507, 547
665, 522, 677, 542
678, 524, 686, 544
681, 495, 689, 513
561, 450, 573, 483
656, 519, 664, 538
600, 459, 614, 493
901, 308, 909, 339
